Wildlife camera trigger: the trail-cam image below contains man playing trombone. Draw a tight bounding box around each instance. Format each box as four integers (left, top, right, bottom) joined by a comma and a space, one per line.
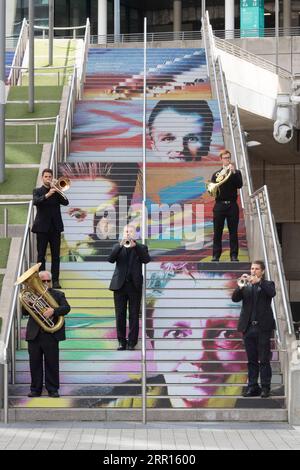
32, 168, 69, 289
232, 260, 276, 398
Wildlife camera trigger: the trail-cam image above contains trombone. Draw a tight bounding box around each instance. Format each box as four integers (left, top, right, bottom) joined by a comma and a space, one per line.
51, 177, 71, 200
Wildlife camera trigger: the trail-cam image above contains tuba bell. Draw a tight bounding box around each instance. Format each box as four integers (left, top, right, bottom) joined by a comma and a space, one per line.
15, 263, 65, 334
51, 176, 71, 200
206, 166, 232, 198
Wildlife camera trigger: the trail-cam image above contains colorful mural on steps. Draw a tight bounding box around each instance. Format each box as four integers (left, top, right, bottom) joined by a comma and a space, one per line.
12, 48, 284, 410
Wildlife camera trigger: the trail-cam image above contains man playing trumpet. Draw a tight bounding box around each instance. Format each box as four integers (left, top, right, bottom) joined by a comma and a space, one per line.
232, 260, 276, 398
32, 168, 69, 289
108, 224, 151, 351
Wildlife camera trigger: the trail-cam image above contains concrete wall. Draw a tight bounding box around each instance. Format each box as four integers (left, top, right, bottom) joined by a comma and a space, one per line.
230, 37, 300, 75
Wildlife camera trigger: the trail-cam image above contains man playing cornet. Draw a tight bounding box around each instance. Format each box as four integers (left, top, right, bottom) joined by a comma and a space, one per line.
108, 225, 151, 351
232, 260, 276, 398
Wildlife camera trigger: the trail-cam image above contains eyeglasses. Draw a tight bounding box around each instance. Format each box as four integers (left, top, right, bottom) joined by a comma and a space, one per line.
42, 279, 51, 283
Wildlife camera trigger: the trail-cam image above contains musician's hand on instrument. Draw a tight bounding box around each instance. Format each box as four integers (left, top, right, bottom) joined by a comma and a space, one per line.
130, 239, 136, 248
229, 163, 236, 173
43, 308, 54, 319
46, 188, 57, 198
120, 239, 127, 246
250, 275, 260, 284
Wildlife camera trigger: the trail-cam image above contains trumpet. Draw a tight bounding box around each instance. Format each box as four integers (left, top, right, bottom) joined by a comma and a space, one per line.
123, 238, 132, 248
237, 274, 253, 288
51, 176, 71, 200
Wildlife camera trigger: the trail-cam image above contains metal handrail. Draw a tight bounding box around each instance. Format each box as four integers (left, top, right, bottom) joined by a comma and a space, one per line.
214, 26, 300, 39
90, 30, 202, 45
5, 116, 57, 145
7, 18, 29, 86
203, 13, 293, 347
1, 200, 34, 423
78, 18, 90, 99
63, 67, 77, 160
214, 36, 292, 80
49, 115, 61, 177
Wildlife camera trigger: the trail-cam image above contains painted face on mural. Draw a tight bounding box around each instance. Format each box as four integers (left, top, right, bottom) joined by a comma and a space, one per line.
149, 269, 244, 407
150, 109, 207, 161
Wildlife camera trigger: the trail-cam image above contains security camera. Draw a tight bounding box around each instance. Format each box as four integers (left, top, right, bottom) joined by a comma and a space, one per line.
273, 121, 293, 144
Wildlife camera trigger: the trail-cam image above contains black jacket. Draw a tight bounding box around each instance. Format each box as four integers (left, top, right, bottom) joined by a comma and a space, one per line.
232, 280, 276, 333
211, 168, 243, 202
31, 185, 69, 233
23, 288, 70, 341
108, 242, 151, 291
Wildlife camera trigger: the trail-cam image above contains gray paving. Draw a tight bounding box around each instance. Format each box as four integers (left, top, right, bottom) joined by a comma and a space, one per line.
0, 421, 299, 450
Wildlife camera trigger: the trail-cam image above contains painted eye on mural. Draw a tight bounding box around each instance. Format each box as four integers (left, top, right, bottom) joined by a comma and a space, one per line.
160, 134, 176, 143
163, 328, 192, 339
217, 329, 239, 340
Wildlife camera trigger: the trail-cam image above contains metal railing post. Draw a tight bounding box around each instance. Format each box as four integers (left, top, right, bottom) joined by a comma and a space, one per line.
142, 16, 147, 425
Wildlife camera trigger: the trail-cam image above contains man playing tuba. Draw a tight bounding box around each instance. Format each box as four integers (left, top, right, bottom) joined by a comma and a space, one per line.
22, 270, 70, 398
210, 149, 243, 262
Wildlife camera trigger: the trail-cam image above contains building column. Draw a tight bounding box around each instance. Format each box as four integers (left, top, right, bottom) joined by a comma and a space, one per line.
114, 0, 120, 42
283, 0, 291, 31
225, 0, 235, 39
173, 0, 182, 32
98, 0, 107, 43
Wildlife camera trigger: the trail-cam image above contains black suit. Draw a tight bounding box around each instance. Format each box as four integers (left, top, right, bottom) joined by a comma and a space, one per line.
32, 185, 69, 282
23, 288, 70, 394
108, 242, 151, 347
232, 279, 276, 389
211, 169, 243, 259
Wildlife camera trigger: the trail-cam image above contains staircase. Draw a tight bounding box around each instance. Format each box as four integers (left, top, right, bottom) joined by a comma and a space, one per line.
9, 46, 287, 421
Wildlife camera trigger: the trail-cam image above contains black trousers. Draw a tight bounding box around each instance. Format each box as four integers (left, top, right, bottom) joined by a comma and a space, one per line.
113, 281, 142, 346
243, 325, 273, 388
36, 229, 61, 281
28, 331, 59, 393
213, 201, 239, 259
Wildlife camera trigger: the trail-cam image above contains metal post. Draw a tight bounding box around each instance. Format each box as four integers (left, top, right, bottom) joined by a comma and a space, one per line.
0, 0, 5, 183
4, 362, 8, 423
275, 0, 279, 69
201, 0, 206, 18
4, 207, 8, 237
49, 0, 54, 66
142, 16, 147, 425
114, 0, 120, 42
28, 0, 35, 112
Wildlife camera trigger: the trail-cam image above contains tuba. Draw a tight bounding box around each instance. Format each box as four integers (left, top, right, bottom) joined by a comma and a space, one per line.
206, 166, 232, 198
51, 176, 71, 200
15, 263, 65, 334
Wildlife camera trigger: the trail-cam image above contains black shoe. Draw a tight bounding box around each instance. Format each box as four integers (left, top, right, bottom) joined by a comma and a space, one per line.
48, 391, 59, 398
117, 342, 127, 351
52, 281, 61, 289
127, 344, 136, 350
243, 386, 261, 397
211, 257, 219, 262
261, 388, 271, 398
27, 391, 41, 397
231, 257, 239, 262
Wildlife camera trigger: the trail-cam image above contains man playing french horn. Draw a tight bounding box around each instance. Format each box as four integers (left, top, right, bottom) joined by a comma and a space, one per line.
232, 260, 276, 398
210, 149, 243, 262
22, 270, 70, 398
